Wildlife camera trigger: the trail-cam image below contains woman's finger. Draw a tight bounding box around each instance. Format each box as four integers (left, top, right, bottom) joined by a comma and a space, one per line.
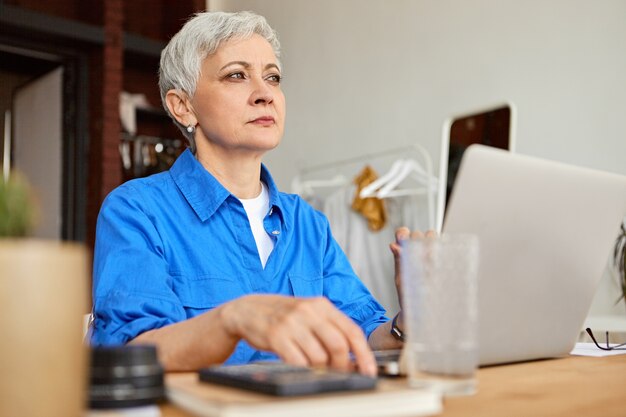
311, 320, 351, 371
289, 323, 331, 367
288, 298, 352, 370
322, 302, 377, 376
410, 229, 425, 239
395, 227, 411, 243
269, 332, 310, 367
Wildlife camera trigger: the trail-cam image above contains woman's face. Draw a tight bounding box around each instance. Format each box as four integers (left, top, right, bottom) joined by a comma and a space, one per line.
190, 34, 285, 157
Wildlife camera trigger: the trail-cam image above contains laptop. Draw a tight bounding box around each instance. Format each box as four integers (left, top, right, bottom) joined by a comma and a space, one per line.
377, 144, 626, 373
444, 144, 626, 365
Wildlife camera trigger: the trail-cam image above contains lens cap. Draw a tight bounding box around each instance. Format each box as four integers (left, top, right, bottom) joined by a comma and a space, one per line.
89, 345, 164, 409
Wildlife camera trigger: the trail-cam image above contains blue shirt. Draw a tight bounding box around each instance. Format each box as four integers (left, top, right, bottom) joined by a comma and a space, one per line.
92, 149, 388, 364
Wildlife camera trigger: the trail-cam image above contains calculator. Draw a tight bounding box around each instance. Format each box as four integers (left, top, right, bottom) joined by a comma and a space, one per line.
198, 363, 377, 396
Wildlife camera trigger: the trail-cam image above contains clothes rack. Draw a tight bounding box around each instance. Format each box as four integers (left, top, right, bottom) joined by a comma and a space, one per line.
294, 144, 438, 230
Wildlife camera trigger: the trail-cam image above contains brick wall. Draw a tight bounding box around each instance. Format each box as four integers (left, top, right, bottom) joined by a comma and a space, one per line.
85, 0, 123, 249
5, 0, 205, 250
5, 0, 103, 25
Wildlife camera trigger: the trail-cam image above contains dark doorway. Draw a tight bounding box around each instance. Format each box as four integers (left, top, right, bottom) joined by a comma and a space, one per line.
437, 104, 515, 230
0, 41, 89, 241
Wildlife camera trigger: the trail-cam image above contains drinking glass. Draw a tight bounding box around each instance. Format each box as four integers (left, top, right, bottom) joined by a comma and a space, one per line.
400, 233, 480, 396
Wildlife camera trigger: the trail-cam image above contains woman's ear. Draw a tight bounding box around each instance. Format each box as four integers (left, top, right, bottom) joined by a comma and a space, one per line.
165, 90, 196, 126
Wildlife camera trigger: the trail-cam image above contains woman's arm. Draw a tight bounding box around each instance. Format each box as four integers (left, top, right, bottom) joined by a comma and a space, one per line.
367, 318, 404, 350
131, 294, 378, 376
129, 303, 238, 370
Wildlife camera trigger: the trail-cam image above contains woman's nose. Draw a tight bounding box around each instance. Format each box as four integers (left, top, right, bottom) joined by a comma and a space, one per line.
250, 77, 273, 105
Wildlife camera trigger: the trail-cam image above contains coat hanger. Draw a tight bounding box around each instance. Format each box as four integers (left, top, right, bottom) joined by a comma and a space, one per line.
376, 159, 438, 198
358, 159, 407, 198
291, 174, 347, 200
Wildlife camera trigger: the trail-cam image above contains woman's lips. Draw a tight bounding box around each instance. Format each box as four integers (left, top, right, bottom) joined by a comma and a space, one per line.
249, 116, 275, 126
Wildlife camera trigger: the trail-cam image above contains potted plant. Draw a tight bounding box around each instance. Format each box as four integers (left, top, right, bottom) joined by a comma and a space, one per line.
0, 171, 90, 417
613, 219, 626, 307
0, 172, 37, 237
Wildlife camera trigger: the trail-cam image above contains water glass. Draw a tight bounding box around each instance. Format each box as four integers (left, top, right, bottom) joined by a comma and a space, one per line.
400, 233, 480, 396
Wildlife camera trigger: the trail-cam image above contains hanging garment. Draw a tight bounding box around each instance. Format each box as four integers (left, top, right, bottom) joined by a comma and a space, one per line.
351, 166, 387, 231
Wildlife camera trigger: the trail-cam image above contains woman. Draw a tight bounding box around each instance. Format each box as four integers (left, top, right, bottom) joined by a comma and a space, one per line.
92, 11, 419, 376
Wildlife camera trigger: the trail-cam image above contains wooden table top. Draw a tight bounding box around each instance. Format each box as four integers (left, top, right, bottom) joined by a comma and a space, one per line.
160, 354, 626, 417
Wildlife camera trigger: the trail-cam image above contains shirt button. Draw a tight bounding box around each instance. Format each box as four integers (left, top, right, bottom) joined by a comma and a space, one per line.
271, 230, 280, 235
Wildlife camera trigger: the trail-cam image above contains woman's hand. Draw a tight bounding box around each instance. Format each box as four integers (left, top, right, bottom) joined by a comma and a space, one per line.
220, 294, 377, 376
388, 227, 437, 331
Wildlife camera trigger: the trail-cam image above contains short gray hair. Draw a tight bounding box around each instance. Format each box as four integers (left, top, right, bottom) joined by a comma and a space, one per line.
159, 11, 281, 153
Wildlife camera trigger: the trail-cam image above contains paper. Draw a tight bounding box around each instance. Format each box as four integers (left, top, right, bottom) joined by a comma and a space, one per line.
570, 343, 626, 357
86, 405, 161, 417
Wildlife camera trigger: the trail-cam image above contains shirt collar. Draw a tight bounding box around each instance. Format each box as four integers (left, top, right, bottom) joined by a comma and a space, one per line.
170, 149, 230, 222
170, 149, 287, 227
260, 163, 288, 229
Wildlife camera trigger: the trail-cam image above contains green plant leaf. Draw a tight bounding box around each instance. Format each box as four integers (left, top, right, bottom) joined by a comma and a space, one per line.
0, 173, 37, 237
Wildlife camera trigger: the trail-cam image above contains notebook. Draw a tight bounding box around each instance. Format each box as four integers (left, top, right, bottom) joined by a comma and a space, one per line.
442, 144, 626, 365
166, 372, 441, 417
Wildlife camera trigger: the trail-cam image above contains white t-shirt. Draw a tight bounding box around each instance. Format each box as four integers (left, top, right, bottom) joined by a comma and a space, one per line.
239, 182, 275, 268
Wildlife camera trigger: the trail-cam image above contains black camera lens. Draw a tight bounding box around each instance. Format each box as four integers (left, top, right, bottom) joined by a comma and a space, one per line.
89, 345, 164, 409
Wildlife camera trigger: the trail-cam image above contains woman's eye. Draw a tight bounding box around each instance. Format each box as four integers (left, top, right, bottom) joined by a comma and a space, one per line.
227, 72, 245, 80
266, 74, 282, 84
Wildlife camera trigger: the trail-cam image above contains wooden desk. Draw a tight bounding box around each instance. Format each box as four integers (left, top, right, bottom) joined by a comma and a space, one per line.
160, 355, 626, 417
442, 355, 625, 417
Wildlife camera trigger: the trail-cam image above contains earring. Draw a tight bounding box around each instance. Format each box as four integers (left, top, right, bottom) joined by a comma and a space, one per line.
186, 124, 195, 133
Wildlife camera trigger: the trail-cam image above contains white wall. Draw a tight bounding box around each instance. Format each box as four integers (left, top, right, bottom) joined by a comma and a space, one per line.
210, 0, 626, 316
13, 67, 63, 240
211, 0, 626, 182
